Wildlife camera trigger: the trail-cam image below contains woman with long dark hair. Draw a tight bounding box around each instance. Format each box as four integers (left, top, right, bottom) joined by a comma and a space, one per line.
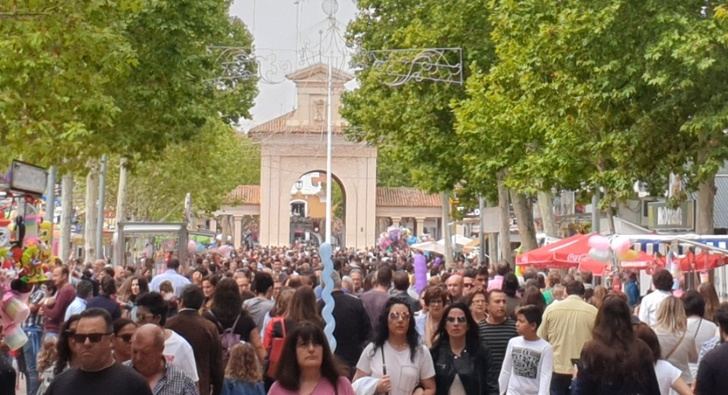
205, 278, 266, 362
430, 302, 489, 395
36, 314, 82, 394
354, 298, 436, 395
633, 323, 692, 395
269, 321, 354, 395
572, 297, 660, 394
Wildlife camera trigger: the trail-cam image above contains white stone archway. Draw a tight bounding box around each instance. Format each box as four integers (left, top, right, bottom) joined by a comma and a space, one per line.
252, 64, 377, 249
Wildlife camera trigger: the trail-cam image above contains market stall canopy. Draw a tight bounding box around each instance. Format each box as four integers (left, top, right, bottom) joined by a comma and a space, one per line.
411, 235, 474, 255
579, 250, 657, 276
516, 233, 593, 269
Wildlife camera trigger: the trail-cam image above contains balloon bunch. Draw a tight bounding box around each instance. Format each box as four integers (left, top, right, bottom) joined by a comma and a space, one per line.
589, 234, 638, 264
611, 235, 638, 261
0, 275, 31, 350
413, 253, 428, 294
377, 226, 417, 253
588, 235, 612, 262
0, 208, 50, 284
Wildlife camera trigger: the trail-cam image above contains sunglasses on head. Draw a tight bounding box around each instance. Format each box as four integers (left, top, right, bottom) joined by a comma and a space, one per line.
446, 316, 467, 324
388, 311, 411, 321
72, 332, 111, 344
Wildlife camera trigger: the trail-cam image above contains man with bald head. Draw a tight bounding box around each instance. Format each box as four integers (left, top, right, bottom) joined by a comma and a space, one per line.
446, 273, 464, 303
128, 324, 198, 395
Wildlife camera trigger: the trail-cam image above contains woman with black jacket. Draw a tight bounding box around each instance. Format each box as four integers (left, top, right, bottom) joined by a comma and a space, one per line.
430, 302, 489, 395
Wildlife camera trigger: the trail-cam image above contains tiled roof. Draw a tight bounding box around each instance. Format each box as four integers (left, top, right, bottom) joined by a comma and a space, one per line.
226, 185, 260, 205
225, 185, 442, 209
376, 187, 441, 208
248, 111, 345, 135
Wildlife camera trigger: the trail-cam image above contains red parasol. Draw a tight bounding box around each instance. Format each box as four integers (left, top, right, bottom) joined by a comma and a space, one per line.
516, 233, 593, 270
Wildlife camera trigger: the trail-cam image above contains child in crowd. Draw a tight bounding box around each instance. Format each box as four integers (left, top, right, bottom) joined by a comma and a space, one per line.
498, 305, 553, 395
221, 341, 265, 395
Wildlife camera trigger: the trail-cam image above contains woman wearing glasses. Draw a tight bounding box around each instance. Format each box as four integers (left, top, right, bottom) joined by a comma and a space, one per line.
430, 303, 489, 395
354, 298, 436, 395
415, 286, 448, 347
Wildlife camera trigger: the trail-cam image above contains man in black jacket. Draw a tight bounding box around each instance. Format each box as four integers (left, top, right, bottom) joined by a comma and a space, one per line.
166, 285, 224, 395
318, 270, 371, 377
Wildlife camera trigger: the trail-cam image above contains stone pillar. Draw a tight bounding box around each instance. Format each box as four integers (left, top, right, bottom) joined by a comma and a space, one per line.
233, 216, 243, 249
391, 216, 402, 227
209, 218, 217, 233
415, 216, 427, 237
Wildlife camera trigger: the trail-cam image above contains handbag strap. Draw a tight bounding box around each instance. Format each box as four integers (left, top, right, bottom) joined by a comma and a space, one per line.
665, 330, 687, 360
280, 318, 286, 337
229, 313, 241, 331
693, 318, 703, 338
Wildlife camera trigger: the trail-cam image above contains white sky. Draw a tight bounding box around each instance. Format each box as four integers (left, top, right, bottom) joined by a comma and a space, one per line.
229, 0, 358, 128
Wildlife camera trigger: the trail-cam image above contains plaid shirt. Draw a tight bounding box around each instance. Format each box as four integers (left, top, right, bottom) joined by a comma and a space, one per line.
126, 361, 199, 395
22, 287, 46, 329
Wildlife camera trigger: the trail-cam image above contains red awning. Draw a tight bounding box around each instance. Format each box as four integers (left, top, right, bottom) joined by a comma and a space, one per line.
678, 252, 727, 272
516, 233, 593, 270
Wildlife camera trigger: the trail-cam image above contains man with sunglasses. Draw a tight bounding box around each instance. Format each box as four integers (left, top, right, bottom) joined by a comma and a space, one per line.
44, 308, 152, 395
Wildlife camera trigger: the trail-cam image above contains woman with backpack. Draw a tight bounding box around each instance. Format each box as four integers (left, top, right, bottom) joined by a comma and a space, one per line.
205, 278, 266, 363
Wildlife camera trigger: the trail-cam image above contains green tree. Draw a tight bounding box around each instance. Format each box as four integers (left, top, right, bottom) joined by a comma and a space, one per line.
343, 0, 494, 193
106, 122, 259, 221
457, 1, 728, 235
0, 0, 138, 172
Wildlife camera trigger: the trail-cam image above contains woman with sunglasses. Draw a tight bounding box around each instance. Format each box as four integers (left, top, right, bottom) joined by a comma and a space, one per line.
354, 298, 436, 395
269, 321, 354, 395
112, 318, 138, 363
430, 302, 489, 395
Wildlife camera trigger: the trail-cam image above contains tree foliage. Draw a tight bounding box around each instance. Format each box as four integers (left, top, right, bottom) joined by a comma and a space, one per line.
343, 0, 494, 194
0, 0, 137, 171
456, 1, 728, 212
106, 124, 260, 221
1, 0, 258, 175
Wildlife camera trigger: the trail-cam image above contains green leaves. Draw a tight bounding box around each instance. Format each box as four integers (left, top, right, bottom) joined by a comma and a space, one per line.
1, 0, 257, 176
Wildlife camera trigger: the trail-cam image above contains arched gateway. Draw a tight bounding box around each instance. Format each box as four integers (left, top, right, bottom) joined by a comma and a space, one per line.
251, 64, 377, 249
215, 64, 444, 249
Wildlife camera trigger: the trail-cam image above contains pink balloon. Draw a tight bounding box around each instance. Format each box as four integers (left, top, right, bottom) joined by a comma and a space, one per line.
588, 235, 610, 250
589, 248, 610, 262
610, 236, 631, 254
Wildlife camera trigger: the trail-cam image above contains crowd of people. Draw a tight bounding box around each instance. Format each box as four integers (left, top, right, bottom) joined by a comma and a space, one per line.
1, 243, 727, 395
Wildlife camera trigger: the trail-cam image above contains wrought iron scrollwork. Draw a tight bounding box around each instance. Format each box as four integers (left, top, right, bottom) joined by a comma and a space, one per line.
207, 46, 298, 85
359, 47, 463, 87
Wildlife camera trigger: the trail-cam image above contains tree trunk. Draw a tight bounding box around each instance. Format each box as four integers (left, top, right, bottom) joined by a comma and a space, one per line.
59, 174, 74, 263
537, 190, 557, 238
511, 191, 538, 252
696, 178, 716, 234
113, 158, 128, 265
441, 191, 454, 268
497, 172, 513, 265
84, 162, 99, 262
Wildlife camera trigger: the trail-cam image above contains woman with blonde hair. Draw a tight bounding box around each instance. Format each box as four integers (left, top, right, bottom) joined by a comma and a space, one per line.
653, 296, 697, 386
222, 341, 265, 395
